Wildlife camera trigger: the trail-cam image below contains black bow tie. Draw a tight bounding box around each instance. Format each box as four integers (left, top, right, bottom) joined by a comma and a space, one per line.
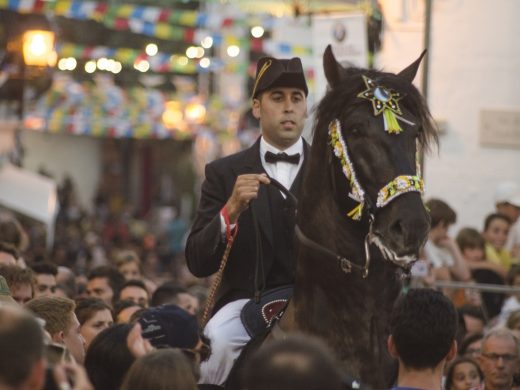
265, 151, 300, 165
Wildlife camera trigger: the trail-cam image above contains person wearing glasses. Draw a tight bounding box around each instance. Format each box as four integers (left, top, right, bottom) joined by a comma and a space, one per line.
477, 328, 519, 390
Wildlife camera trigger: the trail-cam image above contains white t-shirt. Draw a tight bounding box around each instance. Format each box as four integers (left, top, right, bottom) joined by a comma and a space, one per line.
424, 240, 455, 268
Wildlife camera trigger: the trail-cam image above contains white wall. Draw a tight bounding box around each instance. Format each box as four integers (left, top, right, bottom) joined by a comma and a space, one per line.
21, 130, 101, 211
379, 0, 520, 232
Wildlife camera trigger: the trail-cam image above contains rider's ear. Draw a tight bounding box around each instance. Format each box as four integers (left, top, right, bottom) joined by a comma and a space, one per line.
397, 50, 427, 84
323, 45, 343, 87
252, 98, 261, 120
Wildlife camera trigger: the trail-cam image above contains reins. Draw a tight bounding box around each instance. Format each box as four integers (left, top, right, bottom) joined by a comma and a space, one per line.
201, 174, 375, 328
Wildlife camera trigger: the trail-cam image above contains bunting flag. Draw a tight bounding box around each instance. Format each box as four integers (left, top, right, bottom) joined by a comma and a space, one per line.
0, 0, 275, 41
56, 43, 250, 74
24, 73, 240, 140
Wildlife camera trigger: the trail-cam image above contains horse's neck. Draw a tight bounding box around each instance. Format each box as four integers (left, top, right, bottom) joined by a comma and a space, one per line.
288, 216, 402, 335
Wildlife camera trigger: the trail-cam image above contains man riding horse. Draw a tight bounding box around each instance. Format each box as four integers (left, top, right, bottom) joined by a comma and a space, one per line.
185, 56, 310, 388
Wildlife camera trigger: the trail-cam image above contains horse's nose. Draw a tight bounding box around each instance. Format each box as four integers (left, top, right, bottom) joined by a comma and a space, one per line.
389, 215, 429, 252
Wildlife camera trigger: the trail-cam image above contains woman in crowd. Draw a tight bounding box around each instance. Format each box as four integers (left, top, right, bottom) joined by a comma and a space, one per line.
75, 297, 114, 349
114, 249, 156, 293
84, 324, 135, 390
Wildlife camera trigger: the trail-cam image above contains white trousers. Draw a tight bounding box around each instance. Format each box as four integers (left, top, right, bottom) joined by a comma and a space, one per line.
199, 299, 251, 386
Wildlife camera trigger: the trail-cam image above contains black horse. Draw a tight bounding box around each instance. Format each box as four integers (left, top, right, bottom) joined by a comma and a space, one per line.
227, 46, 438, 389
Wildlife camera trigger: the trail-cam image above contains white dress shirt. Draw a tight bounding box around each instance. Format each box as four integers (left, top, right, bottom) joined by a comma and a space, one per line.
220, 136, 304, 235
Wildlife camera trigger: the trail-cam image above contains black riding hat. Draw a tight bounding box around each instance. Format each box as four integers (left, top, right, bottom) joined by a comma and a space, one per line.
252, 57, 308, 99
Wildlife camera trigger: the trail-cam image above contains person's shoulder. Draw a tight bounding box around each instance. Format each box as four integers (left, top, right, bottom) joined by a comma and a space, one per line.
208, 144, 257, 170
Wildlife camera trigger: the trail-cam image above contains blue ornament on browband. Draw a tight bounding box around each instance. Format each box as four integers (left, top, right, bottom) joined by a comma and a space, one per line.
357, 75, 406, 134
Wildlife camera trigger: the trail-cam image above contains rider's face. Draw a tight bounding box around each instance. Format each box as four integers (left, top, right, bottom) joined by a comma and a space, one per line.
253, 87, 307, 150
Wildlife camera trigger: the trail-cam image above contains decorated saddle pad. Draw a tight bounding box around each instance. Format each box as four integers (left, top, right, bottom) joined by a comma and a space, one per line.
240, 285, 293, 338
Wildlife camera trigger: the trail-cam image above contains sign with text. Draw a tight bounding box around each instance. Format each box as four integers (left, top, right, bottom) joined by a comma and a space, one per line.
312, 13, 368, 101
479, 109, 520, 149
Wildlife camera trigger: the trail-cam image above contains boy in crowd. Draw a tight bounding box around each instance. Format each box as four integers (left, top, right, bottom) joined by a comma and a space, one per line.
388, 288, 458, 389
483, 213, 515, 269
424, 199, 471, 297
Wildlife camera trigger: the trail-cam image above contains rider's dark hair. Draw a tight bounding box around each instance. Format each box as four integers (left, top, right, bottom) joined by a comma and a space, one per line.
390, 288, 457, 370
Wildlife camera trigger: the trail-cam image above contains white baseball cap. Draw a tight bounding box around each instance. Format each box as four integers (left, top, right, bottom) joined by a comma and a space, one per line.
494, 181, 520, 208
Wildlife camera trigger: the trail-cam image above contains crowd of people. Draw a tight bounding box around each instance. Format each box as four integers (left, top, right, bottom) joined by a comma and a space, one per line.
1, 51, 520, 390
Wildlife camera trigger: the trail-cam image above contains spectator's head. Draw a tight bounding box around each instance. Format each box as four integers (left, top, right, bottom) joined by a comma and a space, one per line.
445, 357, 483, 390
458, 305, 487, 338
29, 262, 58, 298
25, 296, 86, 364
506, 310, 520, 339
477, 329, 520, 390
483, 213, 511, 251
87, 266, 125, 307
56, 266, 77, 299
0, 275, 17, 307
151, 281, 199, 316
388, 289, 458, 371
242, 334, 343, 390
119, 280, 149, 308
456, 227, 486, 262
0, 306, 45, 389
115, 250, 143, 281
0, 265, 35, 305
138, 304, 199, 350
75, 297, 114, 349
85, 323, 135, 390
494, 181, 520, 224
459, 333, 484, 359
0, 215, 27, 265
426, 199, 456, 245
114, 299, 144, 324
120, 349, 197, 390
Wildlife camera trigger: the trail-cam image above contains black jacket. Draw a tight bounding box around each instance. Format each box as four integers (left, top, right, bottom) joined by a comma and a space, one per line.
185, 137, 309, 312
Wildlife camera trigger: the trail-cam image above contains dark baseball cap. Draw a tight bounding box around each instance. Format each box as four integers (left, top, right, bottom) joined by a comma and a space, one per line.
252, 57, 308, 98
138, 304, 199, 349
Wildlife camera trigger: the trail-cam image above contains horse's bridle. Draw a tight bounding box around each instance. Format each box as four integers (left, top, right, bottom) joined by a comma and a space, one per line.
290, 117, 424, 279
265, 177, 374, 278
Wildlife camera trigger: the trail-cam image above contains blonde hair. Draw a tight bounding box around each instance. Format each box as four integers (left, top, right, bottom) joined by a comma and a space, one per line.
25, 296, 75, 336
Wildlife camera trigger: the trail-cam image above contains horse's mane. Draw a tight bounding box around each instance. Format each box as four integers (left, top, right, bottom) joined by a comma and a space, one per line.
312, 67, 439, 153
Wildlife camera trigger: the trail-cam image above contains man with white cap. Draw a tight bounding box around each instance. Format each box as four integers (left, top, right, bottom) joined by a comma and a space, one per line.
494, 181, 520, 260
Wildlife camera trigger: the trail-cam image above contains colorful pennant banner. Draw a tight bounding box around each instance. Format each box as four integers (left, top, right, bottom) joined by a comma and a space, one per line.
0, 0, 274, 41
56, 42, 250, 74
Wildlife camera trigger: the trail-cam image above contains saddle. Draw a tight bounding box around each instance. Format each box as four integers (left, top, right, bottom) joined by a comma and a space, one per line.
240, 285, 292, 337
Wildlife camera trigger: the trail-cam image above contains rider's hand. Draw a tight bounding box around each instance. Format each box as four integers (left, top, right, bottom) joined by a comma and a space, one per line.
225, 174, 270, 223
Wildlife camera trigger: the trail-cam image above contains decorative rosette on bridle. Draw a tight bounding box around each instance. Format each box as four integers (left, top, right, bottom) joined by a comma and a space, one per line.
357, 75, 405, 134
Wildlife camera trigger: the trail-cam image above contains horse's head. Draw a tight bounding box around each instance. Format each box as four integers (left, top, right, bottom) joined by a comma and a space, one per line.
314, 45, 438, 268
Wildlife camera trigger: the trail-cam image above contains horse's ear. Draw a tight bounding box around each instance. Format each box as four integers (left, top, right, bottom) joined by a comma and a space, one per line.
323, 45, 343, 87
397, 50, 427, 83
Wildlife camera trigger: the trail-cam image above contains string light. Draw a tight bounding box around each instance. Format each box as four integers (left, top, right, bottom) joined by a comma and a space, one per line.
251, 26, 265, 38
85, 60, 96, 73
201, 36, 213, 49
199, 58, 211, 68
227, 45, 240, 57
145, 43, 158, 56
